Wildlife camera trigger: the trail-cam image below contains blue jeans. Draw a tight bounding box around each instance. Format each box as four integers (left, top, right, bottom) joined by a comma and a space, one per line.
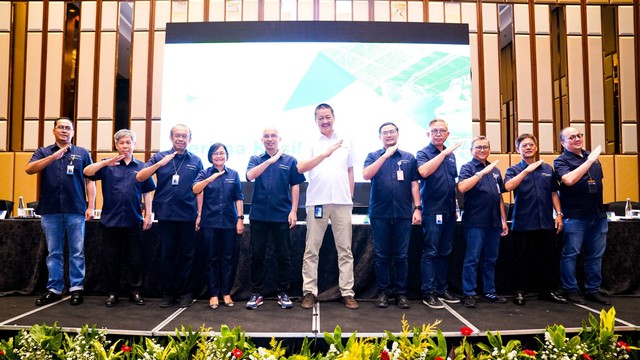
420, 213, 456, 295
203, 227, 237, 297
462, 226, 501, 296
40, 214, 86, 294
370, 218, 411, 295
561, 217, 608, 294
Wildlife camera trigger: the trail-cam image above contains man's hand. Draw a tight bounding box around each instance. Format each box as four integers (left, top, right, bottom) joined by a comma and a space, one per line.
85, 208, 94, 221
501, 221, 509, 236
322, 140, 343, 158
588, 145, 602, 163
442, 142, 462, 156
524, 159, 543, 174
411, 209, 421, 225
195, 214, 201, 231
479, 160, 499, 176
142, 213, 153, 230
288, 210, 297, 229
52, 145, 70, 160
267, 149, 285, 164
157, 151, 177, 167
382, 145, 398, 159
555, 215, 563, 234
236, 219, 244, 235
104, 155, 125, 167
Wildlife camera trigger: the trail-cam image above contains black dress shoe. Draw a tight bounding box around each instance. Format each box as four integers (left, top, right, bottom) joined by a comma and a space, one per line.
565, 291, 586, 305
105, 294, 118, 307
70, 291, 83, 306
129, 291, 145, 305
585, 292, 611, 305
539, 291, 567, 304
396, 295, 410, 309
513, 292, 525, 306
375, 293, 389, 308
36, 291, 62, 306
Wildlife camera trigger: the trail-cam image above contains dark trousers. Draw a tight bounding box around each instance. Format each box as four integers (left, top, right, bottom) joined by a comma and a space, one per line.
511, 229, 560, 294
203, 227, 237, 297
102, 225, 143, 294
157, 220, 196, 298
250, 220, 292, 294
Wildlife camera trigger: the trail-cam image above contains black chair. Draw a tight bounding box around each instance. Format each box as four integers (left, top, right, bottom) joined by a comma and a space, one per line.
0, 200, 14, 219
605, 201, 640, 216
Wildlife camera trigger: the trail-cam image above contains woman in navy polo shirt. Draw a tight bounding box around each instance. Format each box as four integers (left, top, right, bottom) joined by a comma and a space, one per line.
193, 143, 244, 309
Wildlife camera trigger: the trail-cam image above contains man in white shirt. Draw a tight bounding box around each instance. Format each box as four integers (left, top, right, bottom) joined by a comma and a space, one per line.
297, 103, 358, 310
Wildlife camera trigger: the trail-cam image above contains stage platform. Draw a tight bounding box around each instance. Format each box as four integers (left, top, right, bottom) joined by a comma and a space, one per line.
1, 294, 638, 342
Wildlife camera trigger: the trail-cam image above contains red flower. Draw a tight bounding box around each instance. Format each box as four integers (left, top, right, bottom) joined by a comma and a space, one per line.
120, 344, 132, 353
522, 349, 536, 357
618, 341, 631, 352
0, 350, 5, 356
581, 353, 592, 360
380, 350, 390, 360
435, 357, 444, 360
232, 348, 243, 359
460, 326, 473, 336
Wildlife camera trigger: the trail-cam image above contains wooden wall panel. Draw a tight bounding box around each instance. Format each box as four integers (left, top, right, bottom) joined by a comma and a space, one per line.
428, 2, 444, 22
43, 33, 63, 119
444, 2, 460, 23
27, 2, 43, 31
13, 152, 39, 214
619, 37, 637, 124
226, 0, 242, 21
298, 0, 314, 20
0, 121, 6, 151
152, 32, 165, 120
566, 36, 585, 122
621, 123, 638, 154
470, 34, 479, 121
76, 32, 95, 120
134, 1, 151, 31
97, 32, 116, 120
591, 122, 605, 150
483, 33, 501, 122
155, 1, 171, 30
0, 153, 13, 202
407, 1, 423, 22
374, 1, 391, 21
130, 31, 149, 120
538, 122, 555, 153
353, 1, 369, 21
210, 0, 225, 21
102, 1, 118, 31
587, 36, 605, 122
599, 155, 614, 203
264, 0, 280, 20
461, 3, 477, 32
243, 0, 259, 20
96, 120, 113, 151
76, 119, 92, 150
131, 120, 147, 152
515, 34, 533, 122
24, 33, 42, 120
615, 155, 639, 201
0, 33, 9, 122
536, 35, 553, 123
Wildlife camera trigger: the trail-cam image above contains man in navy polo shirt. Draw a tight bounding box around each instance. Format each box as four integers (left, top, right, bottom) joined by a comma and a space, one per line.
26, 118, 96, 306
245, 128, 306, 310
416, 119, 461, 309
363, 122, 421, 309
83, 129, 156, 307
457, 136, 508, 308
504, 133, 566, 306
136, 124, 203, 308
554, 127, 609, 305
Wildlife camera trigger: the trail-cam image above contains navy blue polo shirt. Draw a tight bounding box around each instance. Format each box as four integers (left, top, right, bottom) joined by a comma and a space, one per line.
144, 150, 203, 221
29, 144, 93, 215
459, 158, 505, 228
364, 148, 420, 220
91, 158, 156, 228
246, 152, 306, 222
416, 143, 458, 215
554, 149, 606, 219
504, 160, 559, 231
195, 166, 244, 229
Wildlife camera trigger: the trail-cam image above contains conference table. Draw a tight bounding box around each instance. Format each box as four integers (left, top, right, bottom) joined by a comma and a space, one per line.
1, 217, 638, 299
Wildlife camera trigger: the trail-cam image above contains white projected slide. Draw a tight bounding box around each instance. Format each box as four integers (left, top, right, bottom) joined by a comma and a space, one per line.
161, 22, 473, 181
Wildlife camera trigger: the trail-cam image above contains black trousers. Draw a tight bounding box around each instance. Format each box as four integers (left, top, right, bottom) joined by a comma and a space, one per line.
102, 225, 143, 295
250, 220, 292, 294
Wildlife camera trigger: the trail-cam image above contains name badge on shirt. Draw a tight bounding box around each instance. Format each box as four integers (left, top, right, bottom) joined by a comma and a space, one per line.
436, 214, 443, 224
396, 170, 404, 181
588, 179, 597, 194
172, 174, 180, 186
66, 164, 74, 175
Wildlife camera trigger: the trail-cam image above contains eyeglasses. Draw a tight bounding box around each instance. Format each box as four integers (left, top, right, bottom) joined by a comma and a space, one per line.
473, 145, 489, 151
381, 129, 397, 136
212, 152, 226, 157
430, 128, 448, 135
56, 125, 73, 131
566, 133, 584, 141
263, 134, 278, 139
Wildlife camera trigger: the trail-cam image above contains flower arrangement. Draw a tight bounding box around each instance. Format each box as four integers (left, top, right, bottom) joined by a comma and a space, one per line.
0, 308, 637, 360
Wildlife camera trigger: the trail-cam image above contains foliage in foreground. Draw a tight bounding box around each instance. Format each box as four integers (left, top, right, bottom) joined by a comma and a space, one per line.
0, 307, 637, 360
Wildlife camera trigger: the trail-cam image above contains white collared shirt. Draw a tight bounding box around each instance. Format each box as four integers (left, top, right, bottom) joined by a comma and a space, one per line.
303, 132, 354, 206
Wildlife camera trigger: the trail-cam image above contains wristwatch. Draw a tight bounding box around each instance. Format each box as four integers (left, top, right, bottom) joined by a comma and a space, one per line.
238, 215, 245, 220
414, 206, 422, 211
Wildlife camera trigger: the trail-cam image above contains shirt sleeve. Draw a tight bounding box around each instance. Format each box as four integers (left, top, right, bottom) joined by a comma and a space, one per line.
141, 176, 156, 193
363, 151, 377, 168
289, 157, 306, 186
232, 171, 244, 201
409, 156, 420, 182
194, 169, 207, 185
246, 155, 260, 181
553, 156, 570, 182
458, 163, 474, 182
504, 166, 517, 183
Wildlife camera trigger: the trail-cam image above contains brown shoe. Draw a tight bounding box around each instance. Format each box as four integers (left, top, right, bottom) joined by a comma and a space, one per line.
301, 293, 315, 309
343, 295, 359, 310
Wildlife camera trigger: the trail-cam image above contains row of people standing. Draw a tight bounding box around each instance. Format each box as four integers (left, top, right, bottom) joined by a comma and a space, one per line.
28, 110, 609, 311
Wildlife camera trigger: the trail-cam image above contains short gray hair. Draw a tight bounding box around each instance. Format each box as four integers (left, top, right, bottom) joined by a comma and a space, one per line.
114, 129, 136, 143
